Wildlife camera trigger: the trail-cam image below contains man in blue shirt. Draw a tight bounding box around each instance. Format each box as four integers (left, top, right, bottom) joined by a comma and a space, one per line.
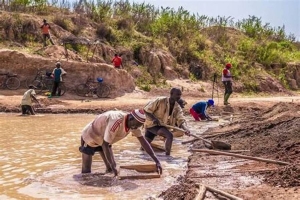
190, 99, 214, 121
51, 62, 66, 97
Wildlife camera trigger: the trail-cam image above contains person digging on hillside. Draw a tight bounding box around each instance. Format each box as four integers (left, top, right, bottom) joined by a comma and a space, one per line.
21, 85, 40, 115
143, 88, 191, 155
111, 54, 123, 69
222, 63, 234, 105
190, 99, 214, 121
51, 62, 67, 97
79, 109, 162, 176
40, 19, 55, 47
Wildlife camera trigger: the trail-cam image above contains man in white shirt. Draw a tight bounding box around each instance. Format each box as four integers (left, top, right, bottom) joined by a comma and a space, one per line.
21, 85, 40, 115
79, 109, 162, 176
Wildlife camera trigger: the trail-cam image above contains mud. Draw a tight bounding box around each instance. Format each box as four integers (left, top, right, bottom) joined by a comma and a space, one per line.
264, 165, 300, 187
160, 102, 300, 200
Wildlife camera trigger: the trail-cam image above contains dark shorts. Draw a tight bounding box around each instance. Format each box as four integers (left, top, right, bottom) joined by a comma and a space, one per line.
79, 137, 111, 156
114, 66, 121, 69
145, 126, 171, 141
21, 105, 34, 115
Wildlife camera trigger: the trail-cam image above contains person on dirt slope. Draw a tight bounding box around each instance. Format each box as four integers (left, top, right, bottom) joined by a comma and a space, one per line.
143, 88, 191, 156
40, 19, 55, 47
79, 109, 162, 176
222, 63, 234, 105
51, 62, 66, 97
21, 85, 40, 115
111, 53, 123, 69
190, 99, 214, 121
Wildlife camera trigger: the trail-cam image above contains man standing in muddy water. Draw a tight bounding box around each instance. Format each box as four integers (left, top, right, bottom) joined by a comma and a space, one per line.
79, 109, 162, 176
143, 88, 191, 155
222, 63, 234, 105
21, 85, 40, 115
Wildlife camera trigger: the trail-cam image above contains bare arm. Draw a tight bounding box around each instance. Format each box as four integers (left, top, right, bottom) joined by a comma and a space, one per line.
102, 140, 118, 176
137, 136, 162, 174
144, 110, 160, 125
179, 122, 190, 136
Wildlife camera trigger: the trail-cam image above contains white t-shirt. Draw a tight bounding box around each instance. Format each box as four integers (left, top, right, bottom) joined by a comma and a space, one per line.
21, 89, 36, 106
81, 110, 142, 147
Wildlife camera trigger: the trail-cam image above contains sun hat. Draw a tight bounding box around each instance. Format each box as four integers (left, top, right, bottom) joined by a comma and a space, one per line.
208, 99, 214, 107
131, 109, 146, 123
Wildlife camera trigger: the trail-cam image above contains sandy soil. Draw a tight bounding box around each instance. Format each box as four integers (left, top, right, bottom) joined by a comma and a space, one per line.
1, 88, 300, 200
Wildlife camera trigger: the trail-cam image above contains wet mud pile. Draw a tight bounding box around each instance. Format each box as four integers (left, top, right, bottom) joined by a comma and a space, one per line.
159, 177, 198, 200
160, 102, 300, 199
264, 165, 300, 187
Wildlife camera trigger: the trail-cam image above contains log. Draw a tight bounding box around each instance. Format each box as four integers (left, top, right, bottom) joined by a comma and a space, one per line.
191, 149, 292, 165
195, 184, 206, 200
204, 185, 243, 200
118, 174, 161, 180
120, 164, 157, 173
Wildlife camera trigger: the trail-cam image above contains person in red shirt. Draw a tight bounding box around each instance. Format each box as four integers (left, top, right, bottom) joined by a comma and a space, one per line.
222, 63, 234, 105
40, 19, 55, 47
111, 54, 123, 69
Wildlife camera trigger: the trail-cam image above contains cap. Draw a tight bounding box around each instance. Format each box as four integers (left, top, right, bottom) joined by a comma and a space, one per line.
208, 99, 214, 107
131, 109, 146, 123
56, 62, 61, 67
226, 63, 232, 68
29, 84, 37, 89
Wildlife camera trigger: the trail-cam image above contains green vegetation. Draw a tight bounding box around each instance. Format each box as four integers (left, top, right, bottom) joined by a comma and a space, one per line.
0, 0, 300, 92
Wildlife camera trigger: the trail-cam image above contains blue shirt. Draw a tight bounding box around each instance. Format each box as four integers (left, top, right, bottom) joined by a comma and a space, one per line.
53, 68, 62, 82
192, 101, 208, 117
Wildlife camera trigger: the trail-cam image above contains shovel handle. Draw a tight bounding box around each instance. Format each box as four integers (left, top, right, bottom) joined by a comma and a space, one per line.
164, 125, 212, 145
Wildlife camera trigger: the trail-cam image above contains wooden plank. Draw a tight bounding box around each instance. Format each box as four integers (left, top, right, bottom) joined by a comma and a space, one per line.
191, 149, 292, 165
120, 164, 157, 173
118, 174, 161, 180
150, 143, 165, 151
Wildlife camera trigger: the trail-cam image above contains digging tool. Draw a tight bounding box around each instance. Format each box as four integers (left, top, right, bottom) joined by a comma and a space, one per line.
164, 125, 231, 150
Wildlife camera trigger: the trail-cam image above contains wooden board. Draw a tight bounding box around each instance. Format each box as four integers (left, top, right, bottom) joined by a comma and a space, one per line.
150, 143, 165, 152
119, 166, 161, 180
120, 164, 157, 173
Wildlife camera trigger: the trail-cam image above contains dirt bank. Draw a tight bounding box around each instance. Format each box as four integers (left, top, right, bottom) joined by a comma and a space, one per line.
160, 101, 300, 200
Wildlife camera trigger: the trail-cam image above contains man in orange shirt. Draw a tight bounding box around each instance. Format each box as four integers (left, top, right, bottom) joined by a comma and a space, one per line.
40, 19, 55, 47
111, 54, 123, 69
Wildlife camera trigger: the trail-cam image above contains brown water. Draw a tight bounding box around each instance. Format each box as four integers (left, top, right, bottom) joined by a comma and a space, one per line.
0, 113, 225, 199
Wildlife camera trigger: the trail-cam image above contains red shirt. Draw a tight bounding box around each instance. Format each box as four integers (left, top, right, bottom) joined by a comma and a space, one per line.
112, 56, 122, 67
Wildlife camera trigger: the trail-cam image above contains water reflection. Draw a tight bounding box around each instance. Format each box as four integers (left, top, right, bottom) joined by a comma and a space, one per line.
0, 113, 221, 199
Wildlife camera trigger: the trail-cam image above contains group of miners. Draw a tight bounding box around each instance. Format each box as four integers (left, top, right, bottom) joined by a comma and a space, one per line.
29, 18, 235, 175
21, 62, 234, 176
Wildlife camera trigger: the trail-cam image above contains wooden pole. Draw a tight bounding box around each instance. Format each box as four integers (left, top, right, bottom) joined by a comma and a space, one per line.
195, 184, 206, 200
204, 185, 243, 200
191, 149, 292, 165
182, 138, 199, 144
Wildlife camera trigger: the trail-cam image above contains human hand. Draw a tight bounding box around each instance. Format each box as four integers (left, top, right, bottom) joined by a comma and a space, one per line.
156, 162, 163, 175
184, 129, 191, 136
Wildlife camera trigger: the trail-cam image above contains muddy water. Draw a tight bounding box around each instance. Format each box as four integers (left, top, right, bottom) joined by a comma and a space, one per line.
0, 113, 223, 199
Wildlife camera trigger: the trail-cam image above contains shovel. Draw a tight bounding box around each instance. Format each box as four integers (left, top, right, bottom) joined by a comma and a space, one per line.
164, 125, 231, 150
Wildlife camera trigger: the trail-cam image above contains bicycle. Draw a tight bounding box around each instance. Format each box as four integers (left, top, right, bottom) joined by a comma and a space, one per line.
32, 72, 66, 96
76, 77, 110, 98
25, 69, 45, 88
0, 72, 21, 90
